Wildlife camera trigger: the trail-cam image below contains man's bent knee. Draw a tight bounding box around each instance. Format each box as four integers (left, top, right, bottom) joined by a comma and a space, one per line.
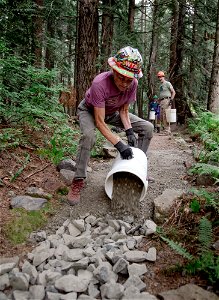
141, 121, 154, 138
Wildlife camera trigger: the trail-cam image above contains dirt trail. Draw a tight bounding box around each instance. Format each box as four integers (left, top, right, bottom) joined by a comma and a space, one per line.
45, 130, 194, 232
1, 128, 201, 295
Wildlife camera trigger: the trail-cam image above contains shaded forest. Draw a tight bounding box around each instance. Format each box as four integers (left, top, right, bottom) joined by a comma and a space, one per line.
0, 1, 219, 293
1, 0, 219, 127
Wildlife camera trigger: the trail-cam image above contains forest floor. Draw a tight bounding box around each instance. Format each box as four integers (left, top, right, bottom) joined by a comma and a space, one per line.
0, 124, 217, 296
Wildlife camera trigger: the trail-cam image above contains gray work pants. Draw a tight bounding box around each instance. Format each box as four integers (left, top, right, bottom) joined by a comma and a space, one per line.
74, 99, 154, 179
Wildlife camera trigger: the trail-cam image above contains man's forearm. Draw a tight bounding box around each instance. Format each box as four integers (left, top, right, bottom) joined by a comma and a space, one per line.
94, 107, 120, 145
96, 121, 120, 145
171, 89, 176, 99
119, 107, 132, 130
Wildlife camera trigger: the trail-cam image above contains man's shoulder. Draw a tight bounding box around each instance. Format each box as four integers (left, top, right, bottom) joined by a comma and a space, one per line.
164, 80, 173, 88
93, 71, 112, 84
164, 79, 171, 84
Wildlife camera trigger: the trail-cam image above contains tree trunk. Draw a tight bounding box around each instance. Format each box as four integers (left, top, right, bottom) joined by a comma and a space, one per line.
33, 0, 44, 67
45, 16, 55, 70
171, 0, 186, 124
140, 0, 147, 57
136, 0, 147, 118
207, 0, 219, 113
67, 21, 73, 86
169, 0, 178, 81
188, 1, 197, 98
100, 0, 115, 72
147, 0, 159, 101
128, 0, 135, 32
75, 0, 99, 107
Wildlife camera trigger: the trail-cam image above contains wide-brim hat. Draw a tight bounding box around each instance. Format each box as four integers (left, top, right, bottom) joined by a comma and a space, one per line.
108, 57, 143, 79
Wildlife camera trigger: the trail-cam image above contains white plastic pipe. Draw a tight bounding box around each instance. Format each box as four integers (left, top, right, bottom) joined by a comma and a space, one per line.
105, 147, 148, 202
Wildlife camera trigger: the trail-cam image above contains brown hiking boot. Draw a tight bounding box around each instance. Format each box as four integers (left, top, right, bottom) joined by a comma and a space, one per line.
67, 178, 85, 205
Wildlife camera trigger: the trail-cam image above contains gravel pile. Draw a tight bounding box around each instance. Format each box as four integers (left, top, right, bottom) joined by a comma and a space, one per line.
0, 214, 158, 300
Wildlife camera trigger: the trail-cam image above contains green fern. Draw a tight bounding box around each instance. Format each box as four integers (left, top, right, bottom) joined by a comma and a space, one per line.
190, 188, 219, 213
187, 252, 219, 284
188, 112, 219, 167
10, 153, 30, 182
190, 199, 200, 213
160, 236, 194, 260
188, 163, 219, 179
193, 147, 219, 163
198, 217, 213, 253
159, 217, 219, 285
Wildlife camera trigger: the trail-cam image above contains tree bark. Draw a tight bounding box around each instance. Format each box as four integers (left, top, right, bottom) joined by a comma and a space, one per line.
136, 0, 147, 118
45, 16, 55, 70
188, 1, 197, 98
75, 0, 99, 107
128, 0, 135, 32
207, 0, 219, 113
33, 0, 44, 67
169, 0, 178, 81
100, 0, 115, 72
147, 0, 159, 101
171, 0, 186, 124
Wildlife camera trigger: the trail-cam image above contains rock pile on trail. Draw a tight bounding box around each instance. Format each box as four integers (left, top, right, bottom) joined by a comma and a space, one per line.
1, 218, 218, 300
0, 214, 158, 300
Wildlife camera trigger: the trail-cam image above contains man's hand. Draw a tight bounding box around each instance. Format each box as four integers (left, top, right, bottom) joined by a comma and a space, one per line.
114, 141, 133, 159
125, 128, 137, 147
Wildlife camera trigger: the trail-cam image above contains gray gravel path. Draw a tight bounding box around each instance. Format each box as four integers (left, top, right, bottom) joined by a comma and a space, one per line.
44, 131, 194, 234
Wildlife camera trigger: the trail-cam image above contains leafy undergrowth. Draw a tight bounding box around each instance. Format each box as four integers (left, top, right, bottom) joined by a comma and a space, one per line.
188, 112, 219, 184
0, 109, 218, 295
0, 119, 106, 255
156, 187, 219, 292
155, 112, 219, 292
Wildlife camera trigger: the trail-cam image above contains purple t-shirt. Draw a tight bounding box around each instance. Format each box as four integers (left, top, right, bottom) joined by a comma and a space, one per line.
85, 71, 138, 116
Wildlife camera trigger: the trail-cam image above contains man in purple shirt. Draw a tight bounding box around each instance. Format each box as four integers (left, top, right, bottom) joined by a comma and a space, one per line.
68, 46, 154, 205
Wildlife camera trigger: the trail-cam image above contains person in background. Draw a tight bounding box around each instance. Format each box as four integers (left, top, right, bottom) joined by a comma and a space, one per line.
157, 71, 176, 132
149, 95, 159, 112
67, 46, 154, 205
149, 95, 160, 132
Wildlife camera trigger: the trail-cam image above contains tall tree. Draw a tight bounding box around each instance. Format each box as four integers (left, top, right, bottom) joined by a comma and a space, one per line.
188, 0, 198, 102
100, 0, 115, 72
45, 11, 55, 69
171, 0, 186, 123
75, 0, 99, 106
1, 0, 33, 57
138, 0, 147, 117
147, 0, 159, 102
207, 0, 219, 113
168, 0, 178, 81
140, 0, 147, 58
33, 0, 44, 67
128, 0, 135, 32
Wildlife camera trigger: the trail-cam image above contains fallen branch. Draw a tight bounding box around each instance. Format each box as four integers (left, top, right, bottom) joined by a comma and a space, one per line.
24, 163, 50, 180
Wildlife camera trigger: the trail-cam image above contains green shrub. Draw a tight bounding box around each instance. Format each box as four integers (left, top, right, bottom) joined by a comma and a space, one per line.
38, 125, 79, 164
188, 163, 219, 181
188, 112, 219, 164
0, 128, 24, 151
0, 49, 63, 128
158, 216, 219, 285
